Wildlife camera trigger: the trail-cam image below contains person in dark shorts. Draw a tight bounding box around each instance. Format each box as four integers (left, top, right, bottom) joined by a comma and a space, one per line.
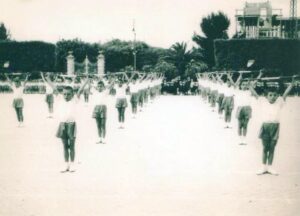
250, 78, 295, 175
48, 75, 89, 172
41, 72, 56, 118
91, 80, 110, 144
5, 73, 29, 127
115, 81, 128, 129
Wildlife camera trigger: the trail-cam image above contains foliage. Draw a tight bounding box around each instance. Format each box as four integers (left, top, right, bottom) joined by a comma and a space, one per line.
165, 42, 193, 77
56, 39, 101, 72
0, 41, 56, 72
214, 38, 300, 75
154, 60, 178, 81
185, 60, 208, 78
193, 11, 230, 69
0, 23, 10, 41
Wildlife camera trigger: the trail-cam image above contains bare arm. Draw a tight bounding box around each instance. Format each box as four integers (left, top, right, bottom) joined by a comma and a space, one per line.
235, 73, 242, 87
282, 80, 295, 101
41, 72, 57, 91
248, 81, 259, 99
4, 74, 13, 87
226, 72, 235, 86
216, 73, 225, 84
22, 73, 29, 88
76, 78, 90, 97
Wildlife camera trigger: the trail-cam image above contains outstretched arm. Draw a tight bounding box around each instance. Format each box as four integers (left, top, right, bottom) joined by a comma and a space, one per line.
216, 73, 225, 84
282, 79, 295, 101
41, 72, 57, 91
76, 78, 90, 97
4, 74, 13, 87
248, 81, 259, 99
235, 73, 242, 87
226, 72, 236, 87
22, 73, 29, 88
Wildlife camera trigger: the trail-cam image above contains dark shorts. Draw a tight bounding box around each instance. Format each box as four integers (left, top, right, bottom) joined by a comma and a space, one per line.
56, 122, 77, 139
92, 105, 107, 119
217, 93, 224, 103
150, 88, 156, 96
46, 94, 54, 104
130, 93, 139, 103
109, 88, 116, 96
13, 98, 24, 108
138, 90, 144, 102
115, 98, 128, 108
259, 122, 280, 141
237, 106, 252, 119
222, 96, 234, 111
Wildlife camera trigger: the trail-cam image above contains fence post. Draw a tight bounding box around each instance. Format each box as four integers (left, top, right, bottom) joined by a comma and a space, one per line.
97, 51, 105, 77
85, 55, 89, 75
67, 51, 74, 75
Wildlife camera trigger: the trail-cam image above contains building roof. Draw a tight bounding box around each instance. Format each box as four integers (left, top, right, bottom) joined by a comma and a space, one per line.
244, 1, 272, 16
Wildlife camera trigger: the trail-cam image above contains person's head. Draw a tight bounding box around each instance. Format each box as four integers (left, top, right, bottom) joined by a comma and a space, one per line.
14, 77, 21, 88
118, 81, 123, 88
226, 80, 231, 88
97, 81, 105, 92
66, 77, 73, 84
239, 81, 249, 91
63, 86, 74, 102
266, 90, 279, 104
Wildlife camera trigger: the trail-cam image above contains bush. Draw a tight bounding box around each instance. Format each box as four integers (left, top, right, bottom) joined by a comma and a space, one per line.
214, 39, 300, 75
0, 41, 56, 72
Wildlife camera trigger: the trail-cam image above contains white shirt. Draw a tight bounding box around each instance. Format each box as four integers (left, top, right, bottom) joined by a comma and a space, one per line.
45, 84, 54, 94
223, 86, 234, 97
236, 90, 253, 107
258, 97, 285, 123
116, 85, 127, 98
12, 86, 24, 98
129, 83, 138, 93
57, 96, 79, 122
91, 89, 110, 106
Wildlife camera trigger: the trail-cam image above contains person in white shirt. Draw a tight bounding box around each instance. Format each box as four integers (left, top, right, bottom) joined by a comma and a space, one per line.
115, 80, 128, 128
250, 78, 295, 175
47, 75, 89, 172
235, 71, 263, 145
5, 73, 29, 127
221, 73, 236, 128
129, 80, 139, 118
41, 72, 56, 118
91, 80, 110, 144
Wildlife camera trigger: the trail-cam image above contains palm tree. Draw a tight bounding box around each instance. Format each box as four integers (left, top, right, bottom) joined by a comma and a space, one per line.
166, 42, 192, 77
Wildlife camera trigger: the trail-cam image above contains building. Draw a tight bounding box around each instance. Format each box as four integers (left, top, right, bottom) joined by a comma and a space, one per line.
235, 1, 300, 38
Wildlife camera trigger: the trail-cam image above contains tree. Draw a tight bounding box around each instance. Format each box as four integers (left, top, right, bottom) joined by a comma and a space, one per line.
193, 11, 230, 69
166, 42, 193, 77
154, 60, 178, 81
185, 59, 208, 78
0, 23, 10, 41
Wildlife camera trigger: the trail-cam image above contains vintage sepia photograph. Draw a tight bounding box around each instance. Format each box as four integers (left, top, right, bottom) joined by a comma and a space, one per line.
0, 0, 299, 215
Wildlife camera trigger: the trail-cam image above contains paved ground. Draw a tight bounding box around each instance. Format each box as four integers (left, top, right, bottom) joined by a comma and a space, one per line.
0, 94, 299, 216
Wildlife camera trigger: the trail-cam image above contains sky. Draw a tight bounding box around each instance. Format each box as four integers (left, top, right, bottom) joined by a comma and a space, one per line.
0, 0, 292, 48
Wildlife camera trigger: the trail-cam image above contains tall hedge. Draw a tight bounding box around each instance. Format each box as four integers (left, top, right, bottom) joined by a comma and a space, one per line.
56, 39, 101, 72
214, 39, 300, 75
0, 41, 56, 72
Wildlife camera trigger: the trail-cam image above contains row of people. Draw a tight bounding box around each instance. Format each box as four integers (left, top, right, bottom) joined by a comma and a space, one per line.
3, 72, 163, 172
197, 71, 297, 175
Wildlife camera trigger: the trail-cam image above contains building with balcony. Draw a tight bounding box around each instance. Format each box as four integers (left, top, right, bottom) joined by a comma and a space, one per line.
235, 1, 300, 38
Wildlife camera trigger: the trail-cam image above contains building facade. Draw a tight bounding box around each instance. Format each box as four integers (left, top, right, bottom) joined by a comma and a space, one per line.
235, 1, 300, 38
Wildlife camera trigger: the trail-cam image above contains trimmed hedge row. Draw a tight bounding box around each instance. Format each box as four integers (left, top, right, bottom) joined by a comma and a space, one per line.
0, 41, 56, 72
214, 39, 300, 75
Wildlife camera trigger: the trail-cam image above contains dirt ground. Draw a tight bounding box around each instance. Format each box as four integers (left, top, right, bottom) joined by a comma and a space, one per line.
0, 94, 299, 216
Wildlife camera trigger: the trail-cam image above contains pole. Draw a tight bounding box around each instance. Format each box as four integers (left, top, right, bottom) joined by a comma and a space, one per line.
132, 19, 137, 72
